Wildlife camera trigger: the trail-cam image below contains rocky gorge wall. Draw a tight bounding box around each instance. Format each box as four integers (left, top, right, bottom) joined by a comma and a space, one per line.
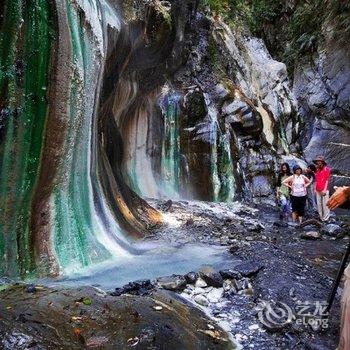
0, 0, 348, 279
293, 33, 350, 188
121, 6, 297, 204
244, 0, 350, 189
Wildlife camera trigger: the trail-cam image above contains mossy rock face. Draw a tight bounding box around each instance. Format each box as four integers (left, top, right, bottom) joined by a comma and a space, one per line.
182, 90, 208, 128
145, 1, 172, 44
0, 285, 234, 349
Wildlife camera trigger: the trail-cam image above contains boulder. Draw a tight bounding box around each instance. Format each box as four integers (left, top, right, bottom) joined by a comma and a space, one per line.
185, 271, 198, 284
321, 224, 345, 239
199, 266, 224, 288
219, 269, 242, 280
300, 231, 321, 240
194, 294, 209, 306
111, 280, 154, 296
234, 261, 264, 277
206, 288, 224, 303
156, 275, 187, 291
195, 278, 208, 288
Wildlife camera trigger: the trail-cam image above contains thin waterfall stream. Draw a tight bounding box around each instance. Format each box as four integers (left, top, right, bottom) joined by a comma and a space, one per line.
0, 0, 348, 349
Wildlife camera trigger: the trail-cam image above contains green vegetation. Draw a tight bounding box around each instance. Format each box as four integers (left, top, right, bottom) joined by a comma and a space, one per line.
201, 0, 350, 74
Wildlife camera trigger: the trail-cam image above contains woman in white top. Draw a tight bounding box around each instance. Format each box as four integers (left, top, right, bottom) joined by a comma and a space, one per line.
282, 165, 311, 223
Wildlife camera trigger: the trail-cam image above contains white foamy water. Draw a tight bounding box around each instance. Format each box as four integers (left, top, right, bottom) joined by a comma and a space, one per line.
44, 243, 233, 289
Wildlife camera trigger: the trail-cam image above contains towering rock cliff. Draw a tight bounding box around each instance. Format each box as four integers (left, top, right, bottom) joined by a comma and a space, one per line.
121, 5, 296, 204
294, 26, 350, 188
244, 0, 350, 187
1, 0, 346, 279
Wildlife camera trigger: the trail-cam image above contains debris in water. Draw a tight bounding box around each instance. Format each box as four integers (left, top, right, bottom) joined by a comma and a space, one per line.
127, 337, 140, 347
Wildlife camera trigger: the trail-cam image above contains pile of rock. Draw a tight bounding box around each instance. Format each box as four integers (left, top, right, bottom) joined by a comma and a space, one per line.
145, 263, 263, 309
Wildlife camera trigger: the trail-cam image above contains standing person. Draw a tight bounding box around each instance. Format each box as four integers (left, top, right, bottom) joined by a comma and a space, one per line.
282, 165, 311, 224
276, 163, 292, 221
305, 163, 317, 216
327, 186, 350, 350
314, 155, 331, 222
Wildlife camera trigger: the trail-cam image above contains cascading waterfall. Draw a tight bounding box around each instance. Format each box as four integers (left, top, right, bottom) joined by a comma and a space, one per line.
217, 133, 236, 202
0, 0, 162, 278
0, 0, 295, 279
51, 1, 132, 275
123, 87, 237, 202
206, 97, 221, 202
205, 93, 236, 202
158, 89, 181, 197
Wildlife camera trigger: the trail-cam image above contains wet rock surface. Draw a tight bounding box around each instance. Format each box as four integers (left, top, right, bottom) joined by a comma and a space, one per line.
199, 265, 224, 288
156, 275, 187, 291
0, 199, 347, 349
148, 199, 348, 349
0, 285, 232, 350
111, 279, 155, 297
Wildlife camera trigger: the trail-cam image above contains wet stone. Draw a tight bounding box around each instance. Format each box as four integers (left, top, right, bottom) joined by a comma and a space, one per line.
300, 231, 321, 240
194, 294, 209, 306
195, 277, 208, 288
321, 224, 345, 238
223, 279, 236, 293
206, 288, 224, 303
219, 269, 242, 280
199, 266, 223, 288
156, 275, 187, 291
185, 271, 198, 284
111, 279, 154, 296
233, 278, 250, 291
234, 261, 264, 277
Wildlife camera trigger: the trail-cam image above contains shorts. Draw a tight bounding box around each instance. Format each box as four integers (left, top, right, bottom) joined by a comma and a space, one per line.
279, 195, 290, 214
290, 195, 306, 217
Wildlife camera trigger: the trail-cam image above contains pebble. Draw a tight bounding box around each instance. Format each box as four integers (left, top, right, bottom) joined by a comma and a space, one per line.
26, 285, 36, 293
193, 287, 207, 295
194, 295, 209, 306
206, 288, 224, 303
185, 271, 198, 284
248, 324, 260, 331
300, 231, 321, 240
195, 278, 208, 288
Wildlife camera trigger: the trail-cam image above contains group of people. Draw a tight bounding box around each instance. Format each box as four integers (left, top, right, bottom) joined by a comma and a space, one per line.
276, 156, 350, 349
276, 155, 331, 224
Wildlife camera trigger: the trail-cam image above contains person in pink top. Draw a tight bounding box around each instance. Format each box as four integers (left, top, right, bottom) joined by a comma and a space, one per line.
313, 155, 331, 221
